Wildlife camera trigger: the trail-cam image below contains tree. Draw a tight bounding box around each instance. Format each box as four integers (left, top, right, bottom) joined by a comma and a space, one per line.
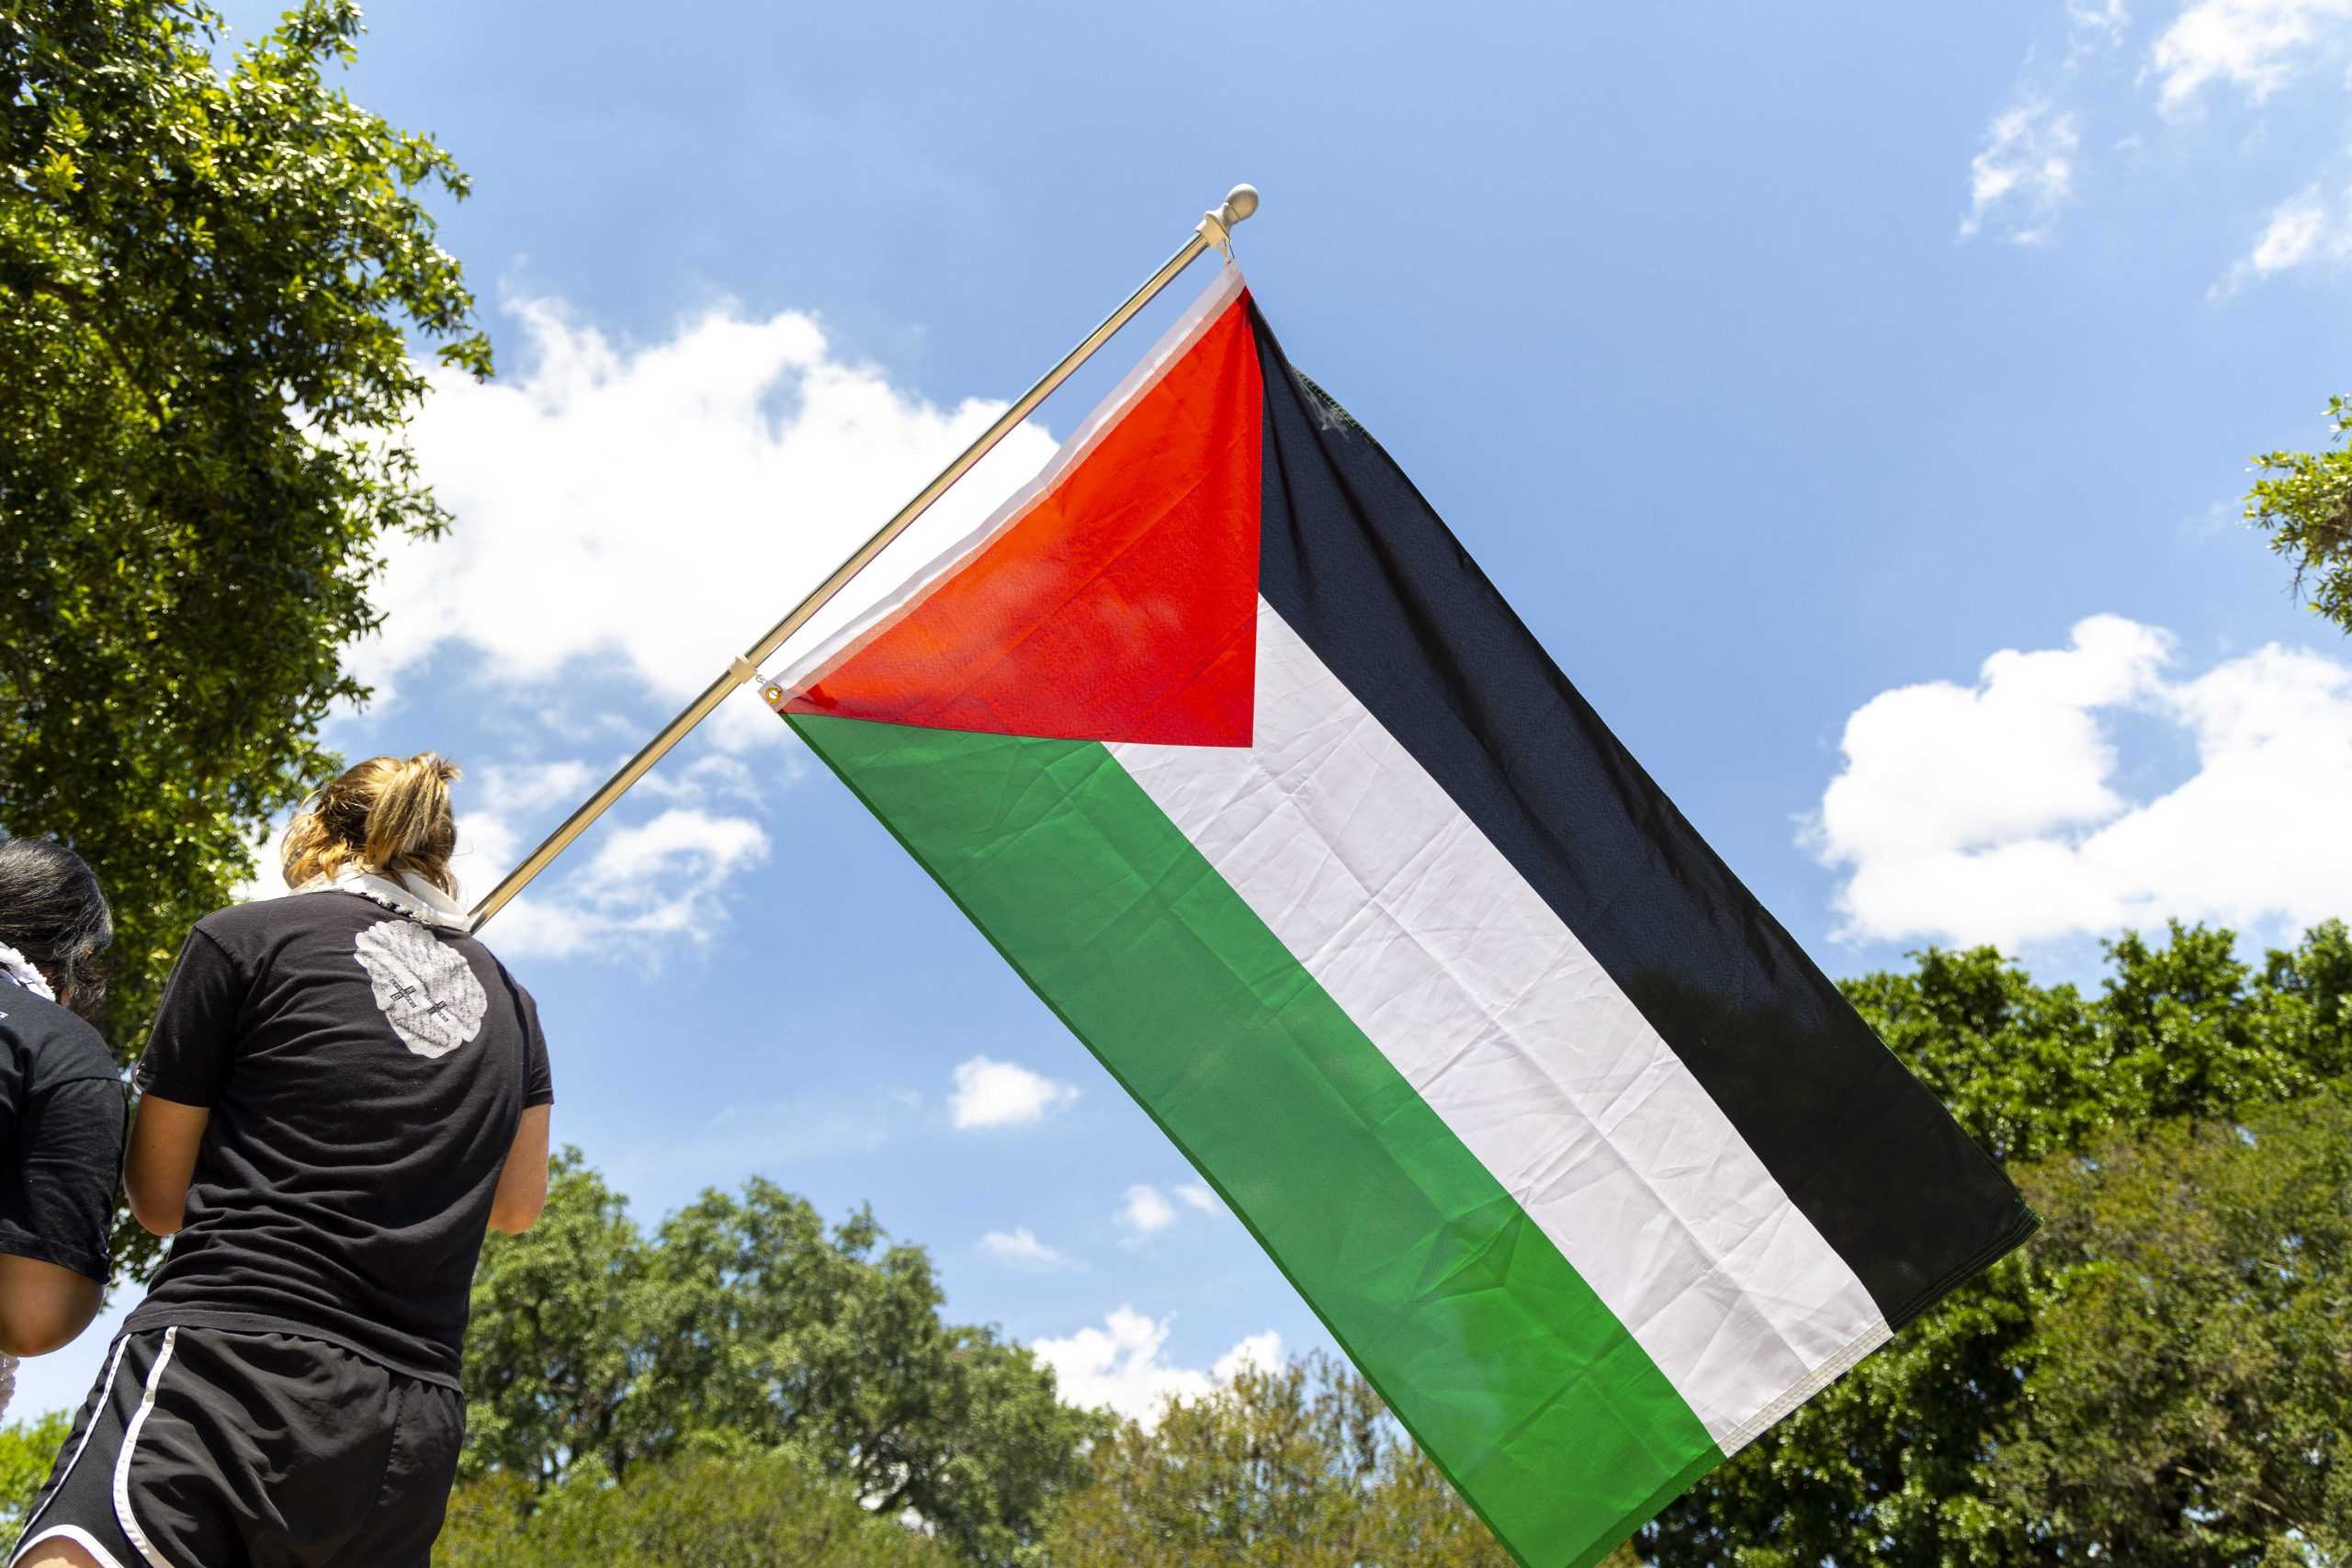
1049, 1353, 1643, 1567
433, 1452, 961, 1567
1845, 921, 2346, 1168
0, 1410, 72, 1537
2246, 397, 2352, 636
445, 932, 2346, 1566
1, 0, 490, 1267
461, 1154, 1102, 1565
1986, 1090, 2352, 1563
1638, 921, 2352, 1567
1041, 1354, 1625, 1568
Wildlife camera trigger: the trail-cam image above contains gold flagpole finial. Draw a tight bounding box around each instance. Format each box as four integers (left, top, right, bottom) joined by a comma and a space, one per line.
1197, 185, 1260, 258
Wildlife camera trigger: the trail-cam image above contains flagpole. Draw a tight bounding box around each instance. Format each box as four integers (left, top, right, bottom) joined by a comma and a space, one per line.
464, 185, 1261, 931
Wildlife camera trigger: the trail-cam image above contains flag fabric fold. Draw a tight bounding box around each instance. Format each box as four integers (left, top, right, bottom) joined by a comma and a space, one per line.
768, 267, 2036, 1568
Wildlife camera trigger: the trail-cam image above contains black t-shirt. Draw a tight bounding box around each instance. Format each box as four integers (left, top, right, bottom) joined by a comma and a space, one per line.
127, 886, 552, 1390
0, 987, 125, 1282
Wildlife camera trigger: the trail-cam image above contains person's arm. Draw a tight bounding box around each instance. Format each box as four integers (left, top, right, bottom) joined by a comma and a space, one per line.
0, 1254, 100, 1357
124, 927, 241, 1238
487, 969, 554, 1235
0, 1071, 124, 1355
487, 1104, 549, 1234
125, 1095, 209, 1237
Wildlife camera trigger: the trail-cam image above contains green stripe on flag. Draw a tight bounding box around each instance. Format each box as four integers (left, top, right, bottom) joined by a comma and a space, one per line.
791, 714, 1724, 1567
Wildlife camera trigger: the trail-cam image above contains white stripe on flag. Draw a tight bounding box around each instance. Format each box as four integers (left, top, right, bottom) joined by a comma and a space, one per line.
1111, 602, 1888, 1447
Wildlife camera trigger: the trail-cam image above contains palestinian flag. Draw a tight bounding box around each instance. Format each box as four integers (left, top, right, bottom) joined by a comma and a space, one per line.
765, 269, 2036, 1568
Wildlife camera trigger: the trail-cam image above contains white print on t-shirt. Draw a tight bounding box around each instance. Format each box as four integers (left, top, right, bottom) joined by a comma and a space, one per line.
354, 919, 487, 1060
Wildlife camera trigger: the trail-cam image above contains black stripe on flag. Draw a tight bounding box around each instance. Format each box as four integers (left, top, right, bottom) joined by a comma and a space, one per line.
1245, 304, 2036, 1326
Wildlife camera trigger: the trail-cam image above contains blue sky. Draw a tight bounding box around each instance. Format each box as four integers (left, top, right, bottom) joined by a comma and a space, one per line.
23, 0, 2352, 1419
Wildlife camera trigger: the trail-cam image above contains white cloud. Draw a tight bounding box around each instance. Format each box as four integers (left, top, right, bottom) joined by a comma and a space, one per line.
2214, 183, 2352, 290
978, 1227, 1083, 1272
1174, 1182, 1220, 1214
1808, 615, 2352, 950
470, 759, 598, 816
462, 805, 771, 960
359, 292, 1058, 752
1117, 1180, 1223, 1244
1216, 1332, 1283, 1382
2068, 0, 2134, 54
1029, 1307, 1282, 1426
2244, 185, 2331, 266
1954, 2, 2125, 253
948, 1055, 1080, 1130
1119, 1183, 1178, 1237
1962, 1, 2352, 282
635, 752, 778, 808
467, 752, 783, 958
1962, 99, 2081, 243
581, 806, 765, 919
2150, 0, 2352, 111
294, 288, 1066, 959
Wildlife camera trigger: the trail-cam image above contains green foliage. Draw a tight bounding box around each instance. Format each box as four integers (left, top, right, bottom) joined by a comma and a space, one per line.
2, 924, 2305, 1566
0, 1409, 72, 1536
2247, 396, 2352, 635
462, 1153, 1104, 1565
1639, 921, 2352, 1567
1987, 1091, 2352, 1564
432, 1451, 960, 1567
1040, 1353, 1627, 1568
1847, 919, 2349, 1166
0, 0, 487, 1273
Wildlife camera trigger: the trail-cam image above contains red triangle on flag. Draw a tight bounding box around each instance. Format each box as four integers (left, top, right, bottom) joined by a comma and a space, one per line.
782, 297, 1262, 747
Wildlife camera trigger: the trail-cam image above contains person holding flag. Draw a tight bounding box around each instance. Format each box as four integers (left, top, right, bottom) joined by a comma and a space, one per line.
3, 189, 2031, 1568
11, 755, 553, 1568
0, 840, 128, 1398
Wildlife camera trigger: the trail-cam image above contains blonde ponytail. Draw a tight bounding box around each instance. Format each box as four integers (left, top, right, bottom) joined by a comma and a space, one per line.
282, 753, 463, 896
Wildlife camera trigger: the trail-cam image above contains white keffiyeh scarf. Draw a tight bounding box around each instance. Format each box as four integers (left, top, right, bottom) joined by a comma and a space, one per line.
290, 867, 471, 931
0, 939, 55, 1003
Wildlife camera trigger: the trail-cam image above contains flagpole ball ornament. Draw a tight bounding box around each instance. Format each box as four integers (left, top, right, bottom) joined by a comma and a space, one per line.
1197, 185, 1260, 258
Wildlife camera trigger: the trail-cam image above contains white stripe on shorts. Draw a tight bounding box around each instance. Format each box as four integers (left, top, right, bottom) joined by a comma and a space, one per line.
8, 1335, 134, 1561
11, 1524, 130, 1568
110, 1326, 182, 1568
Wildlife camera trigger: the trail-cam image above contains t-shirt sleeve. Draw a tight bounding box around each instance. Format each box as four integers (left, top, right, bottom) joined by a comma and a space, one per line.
0, 1075, 127, 1281
516, 981, 553, 1109
135, 928, 244, 1107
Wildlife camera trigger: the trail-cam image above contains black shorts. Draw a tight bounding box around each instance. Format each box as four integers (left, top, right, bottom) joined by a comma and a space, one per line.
9, 1326, 464, 1568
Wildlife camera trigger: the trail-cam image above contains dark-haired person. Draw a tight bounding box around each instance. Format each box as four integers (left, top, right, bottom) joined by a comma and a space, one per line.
0, 839, 127, 1406
10, 755, 552, 1568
